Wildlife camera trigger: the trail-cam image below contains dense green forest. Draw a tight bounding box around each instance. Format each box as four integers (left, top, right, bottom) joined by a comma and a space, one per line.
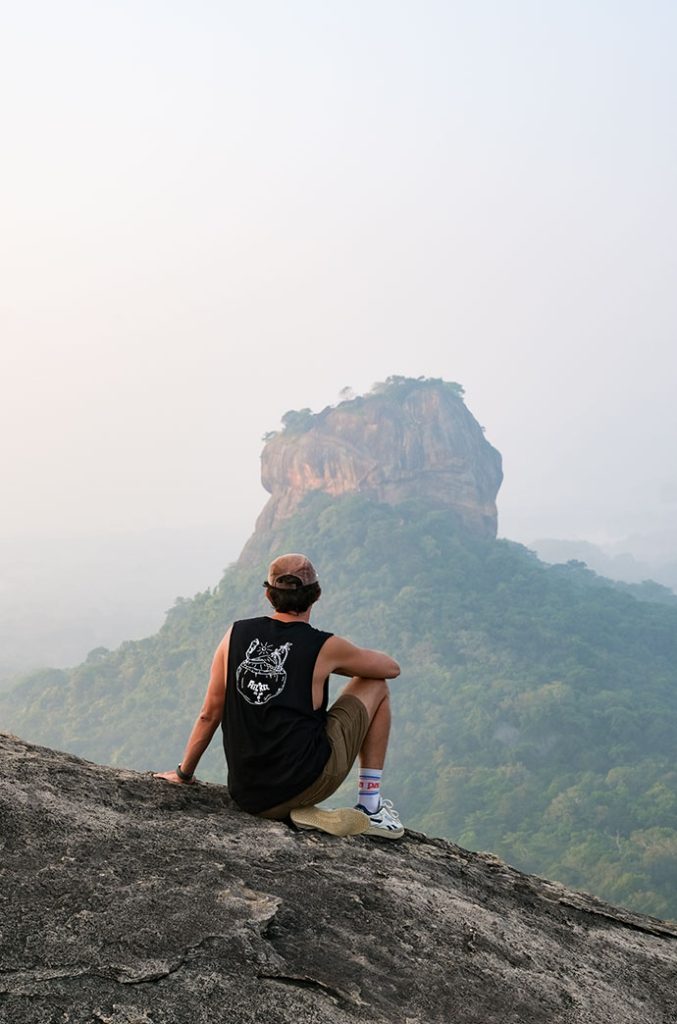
2, 493, 676, 921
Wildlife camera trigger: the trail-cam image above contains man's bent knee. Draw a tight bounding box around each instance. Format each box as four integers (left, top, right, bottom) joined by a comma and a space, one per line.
340, 677, 389, 721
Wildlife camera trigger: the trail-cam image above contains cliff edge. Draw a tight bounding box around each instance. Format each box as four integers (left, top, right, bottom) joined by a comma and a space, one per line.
253, 378, 503, 541
2, 733, 676, 1024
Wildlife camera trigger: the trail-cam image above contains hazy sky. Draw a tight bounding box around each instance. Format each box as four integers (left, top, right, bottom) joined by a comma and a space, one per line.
2, 0, 676, 553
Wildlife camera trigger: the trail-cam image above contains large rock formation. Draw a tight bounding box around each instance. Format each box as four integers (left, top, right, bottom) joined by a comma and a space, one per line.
2, 732, 676, 1024
254, 378, 503, 540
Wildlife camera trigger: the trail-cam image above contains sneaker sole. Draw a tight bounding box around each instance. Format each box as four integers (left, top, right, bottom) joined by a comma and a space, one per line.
365, 823, 405, 840
290, 805, 371, 837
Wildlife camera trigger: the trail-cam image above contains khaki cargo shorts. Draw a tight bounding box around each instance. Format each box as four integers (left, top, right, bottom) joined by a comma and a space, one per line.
258, 694, 370, 820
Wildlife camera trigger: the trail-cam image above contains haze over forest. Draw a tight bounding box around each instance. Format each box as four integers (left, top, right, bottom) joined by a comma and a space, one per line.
2, 1, 676, 675
4, 377, 676, 922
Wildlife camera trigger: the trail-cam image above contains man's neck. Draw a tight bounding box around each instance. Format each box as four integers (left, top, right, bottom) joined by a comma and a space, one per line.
269, 610, 312, 624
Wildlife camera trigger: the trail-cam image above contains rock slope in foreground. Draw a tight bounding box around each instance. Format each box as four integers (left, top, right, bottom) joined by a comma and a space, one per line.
2, 734, 676, 1024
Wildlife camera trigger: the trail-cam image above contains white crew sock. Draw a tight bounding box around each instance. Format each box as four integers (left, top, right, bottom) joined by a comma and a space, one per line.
358, 767, 383, 814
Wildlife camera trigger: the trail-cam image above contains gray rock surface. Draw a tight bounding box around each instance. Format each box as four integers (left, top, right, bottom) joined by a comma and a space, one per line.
2, 733, 676, 1024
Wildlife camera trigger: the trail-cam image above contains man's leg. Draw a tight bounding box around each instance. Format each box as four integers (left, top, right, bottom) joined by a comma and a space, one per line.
257, 680, 384, 827
339, 677, 403, 838
339, 676, 390, 769
275, 677, 403, 838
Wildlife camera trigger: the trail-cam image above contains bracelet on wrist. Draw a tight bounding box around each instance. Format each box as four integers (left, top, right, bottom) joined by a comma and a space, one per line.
176, 763, 194, 782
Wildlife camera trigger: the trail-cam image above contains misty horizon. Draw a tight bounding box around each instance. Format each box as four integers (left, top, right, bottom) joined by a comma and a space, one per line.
2, 2, 676, 672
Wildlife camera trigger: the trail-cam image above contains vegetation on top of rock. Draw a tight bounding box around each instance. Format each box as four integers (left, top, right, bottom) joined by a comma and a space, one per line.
264, 376, 467, 442
368, 374, 465, 401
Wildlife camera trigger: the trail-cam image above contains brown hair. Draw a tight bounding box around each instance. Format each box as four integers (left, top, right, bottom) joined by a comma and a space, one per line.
266, 578, 321, 613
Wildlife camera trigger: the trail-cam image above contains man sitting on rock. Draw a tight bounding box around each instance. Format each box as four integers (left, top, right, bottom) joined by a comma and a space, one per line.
155, 553, 404, 839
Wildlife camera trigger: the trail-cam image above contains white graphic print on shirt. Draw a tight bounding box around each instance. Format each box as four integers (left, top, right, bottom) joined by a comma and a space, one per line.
236, 639, 292, 706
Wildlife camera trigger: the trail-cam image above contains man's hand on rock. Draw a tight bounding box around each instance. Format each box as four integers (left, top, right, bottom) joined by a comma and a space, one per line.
153, 770, 196, 785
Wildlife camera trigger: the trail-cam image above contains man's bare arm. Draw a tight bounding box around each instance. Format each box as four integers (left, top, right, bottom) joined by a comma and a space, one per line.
154, 627, 231, 784
317, 635, 400, 681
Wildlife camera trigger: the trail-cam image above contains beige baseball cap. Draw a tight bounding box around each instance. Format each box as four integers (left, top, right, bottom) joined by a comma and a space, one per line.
264, 553, 319, 589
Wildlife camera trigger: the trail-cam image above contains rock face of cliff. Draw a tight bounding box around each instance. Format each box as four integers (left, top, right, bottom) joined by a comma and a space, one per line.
3, 733, 676, 1024
255, 379, 503, 540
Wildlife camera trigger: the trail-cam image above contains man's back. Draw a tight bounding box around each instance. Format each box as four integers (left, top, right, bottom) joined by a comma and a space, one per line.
222, 616, 333, 813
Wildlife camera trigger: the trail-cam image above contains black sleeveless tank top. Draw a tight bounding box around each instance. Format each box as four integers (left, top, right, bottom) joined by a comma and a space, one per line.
222, 616, 334, 813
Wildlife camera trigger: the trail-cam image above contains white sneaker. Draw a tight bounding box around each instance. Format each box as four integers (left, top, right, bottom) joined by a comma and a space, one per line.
355, 799, 405, 840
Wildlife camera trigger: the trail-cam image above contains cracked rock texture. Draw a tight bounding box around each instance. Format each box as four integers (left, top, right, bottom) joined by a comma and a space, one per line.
2, 733, 676, 1024
255, 381, 503, 541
